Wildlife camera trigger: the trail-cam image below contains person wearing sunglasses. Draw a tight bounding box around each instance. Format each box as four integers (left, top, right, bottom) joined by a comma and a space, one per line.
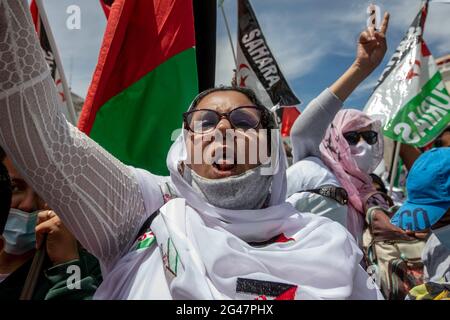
291, 107, 388, 244
0, 2, 389, 300
289, 14, 390, 244
321, 111, 390, 243
341, 126, 380, 174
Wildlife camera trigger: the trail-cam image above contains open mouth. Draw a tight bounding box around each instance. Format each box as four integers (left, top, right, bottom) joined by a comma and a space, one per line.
212, 162, 236, 171
210, 145, 238, 176
211, 161, 237, 178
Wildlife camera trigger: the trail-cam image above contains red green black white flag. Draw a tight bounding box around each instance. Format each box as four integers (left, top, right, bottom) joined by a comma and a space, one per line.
78, 0, 198, 175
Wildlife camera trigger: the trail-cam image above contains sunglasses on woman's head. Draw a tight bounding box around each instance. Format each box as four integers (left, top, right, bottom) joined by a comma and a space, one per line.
183, 106, 266, 134
343, 130, 378, 145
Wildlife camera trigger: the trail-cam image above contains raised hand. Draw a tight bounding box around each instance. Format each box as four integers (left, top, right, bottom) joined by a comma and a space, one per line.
329, 12, 390, 102
354, 12, 390, 75
35, 210, 79, 266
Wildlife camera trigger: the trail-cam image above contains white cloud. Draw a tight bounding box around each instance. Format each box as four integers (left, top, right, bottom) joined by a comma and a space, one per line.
216, 0, 450, 91
39, 0, 450, 102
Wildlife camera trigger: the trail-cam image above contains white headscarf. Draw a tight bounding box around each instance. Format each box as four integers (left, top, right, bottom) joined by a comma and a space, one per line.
145, 92, 379, 300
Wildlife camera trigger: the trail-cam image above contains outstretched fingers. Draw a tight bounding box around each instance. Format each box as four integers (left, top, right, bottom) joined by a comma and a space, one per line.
380, 12, 390, 35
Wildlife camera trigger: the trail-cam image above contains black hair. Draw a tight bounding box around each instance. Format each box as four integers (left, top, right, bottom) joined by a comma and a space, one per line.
370, 173, 388, 195
435, 125, 450, 147
188, 86, 278, 129
0, 161, 12, 234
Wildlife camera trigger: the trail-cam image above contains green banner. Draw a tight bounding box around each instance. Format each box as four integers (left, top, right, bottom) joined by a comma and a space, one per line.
383, 72, 450, 147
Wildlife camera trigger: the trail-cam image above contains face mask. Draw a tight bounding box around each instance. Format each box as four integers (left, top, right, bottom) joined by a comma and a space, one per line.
432, 224, 450, 250
2, 208, 38, 255
185, 166, 273, 210
350, 140, 375, 174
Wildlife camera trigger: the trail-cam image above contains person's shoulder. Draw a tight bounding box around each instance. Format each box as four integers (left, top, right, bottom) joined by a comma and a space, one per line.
287, 156, 340, 196
287, 157, 337, 181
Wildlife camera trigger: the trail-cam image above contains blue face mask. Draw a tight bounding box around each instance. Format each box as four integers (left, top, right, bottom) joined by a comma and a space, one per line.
432, 224, 450, 251
2, 209, 38, 255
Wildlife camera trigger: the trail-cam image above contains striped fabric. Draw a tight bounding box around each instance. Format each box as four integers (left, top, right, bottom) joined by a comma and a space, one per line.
0, 0, 158, 272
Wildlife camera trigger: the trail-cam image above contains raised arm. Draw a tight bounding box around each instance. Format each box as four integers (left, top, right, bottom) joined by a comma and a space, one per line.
0, 0, 162, 269
291, 13, 390, 163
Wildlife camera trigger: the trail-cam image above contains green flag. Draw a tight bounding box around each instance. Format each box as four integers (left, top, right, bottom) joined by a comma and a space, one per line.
78, 0, 198, 175
364, 3, 450, 147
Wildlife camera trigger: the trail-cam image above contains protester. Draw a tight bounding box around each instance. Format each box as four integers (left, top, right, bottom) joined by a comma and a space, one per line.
434, 125, 450, 148
288, 9, 392, 244
0, 154, 11, 291
399, 143, 422, 172
383, 128, 449, 208
0, 152, 11, 236
0, 2, 393, 299
292, 107, 391, 244
390, 148, 450, 299
286, 14, 394, 245
0, 148, 102, 300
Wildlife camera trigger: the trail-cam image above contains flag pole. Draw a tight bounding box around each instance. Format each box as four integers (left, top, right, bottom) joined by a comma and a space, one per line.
388, 140, 401, 197
35, 0, 77, 125
389, 0, 426, 197
219, 1, 238, 70
193, 0, 217, 91
19, 235, 47, 300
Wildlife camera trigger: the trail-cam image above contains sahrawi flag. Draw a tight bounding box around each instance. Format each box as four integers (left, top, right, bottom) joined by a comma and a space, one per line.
78, 0, 198, 175
364, 3, 450, 147
236, 0, 301, 137
29, 0, 76, 124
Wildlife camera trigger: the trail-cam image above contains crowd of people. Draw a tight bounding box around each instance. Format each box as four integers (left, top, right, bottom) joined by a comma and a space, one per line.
0, 1, 449, 300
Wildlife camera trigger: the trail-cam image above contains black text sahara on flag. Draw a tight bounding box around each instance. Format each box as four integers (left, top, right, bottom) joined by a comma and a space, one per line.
236, 0, 300, 110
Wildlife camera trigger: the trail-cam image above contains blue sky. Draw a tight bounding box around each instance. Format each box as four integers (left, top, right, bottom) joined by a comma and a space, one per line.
41, 0, 450, 110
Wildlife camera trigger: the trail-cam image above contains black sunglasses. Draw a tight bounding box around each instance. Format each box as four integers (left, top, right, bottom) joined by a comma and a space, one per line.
183, 106, 268, 133
343, 130, 378, 145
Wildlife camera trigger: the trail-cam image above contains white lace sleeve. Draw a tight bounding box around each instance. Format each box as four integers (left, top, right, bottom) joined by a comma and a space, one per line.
0, 0, 160, 267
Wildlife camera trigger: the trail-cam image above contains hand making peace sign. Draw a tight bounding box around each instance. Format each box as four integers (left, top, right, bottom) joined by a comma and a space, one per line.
355, 12, 390, 75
